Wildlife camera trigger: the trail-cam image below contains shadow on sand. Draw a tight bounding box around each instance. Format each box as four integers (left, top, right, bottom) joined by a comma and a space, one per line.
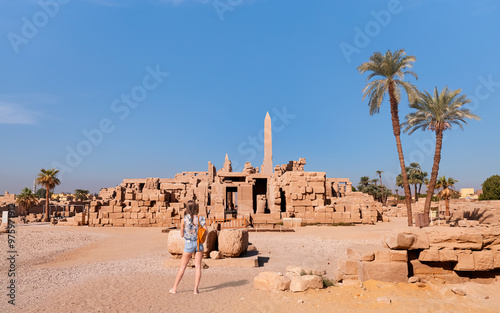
201, 279, 249, 292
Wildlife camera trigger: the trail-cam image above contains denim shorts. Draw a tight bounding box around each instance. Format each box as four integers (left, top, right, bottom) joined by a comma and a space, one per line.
184, 240, 204, 253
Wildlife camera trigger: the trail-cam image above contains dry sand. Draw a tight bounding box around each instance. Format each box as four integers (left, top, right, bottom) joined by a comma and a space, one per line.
1, 218, 499, 313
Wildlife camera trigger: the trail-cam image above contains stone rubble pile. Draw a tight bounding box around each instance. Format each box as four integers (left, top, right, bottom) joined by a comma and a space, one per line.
254, 266, 327, 293
336, 226, 500, 284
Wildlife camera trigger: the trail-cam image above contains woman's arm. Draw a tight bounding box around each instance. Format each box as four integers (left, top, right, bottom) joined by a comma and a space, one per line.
180, 219, 184, 238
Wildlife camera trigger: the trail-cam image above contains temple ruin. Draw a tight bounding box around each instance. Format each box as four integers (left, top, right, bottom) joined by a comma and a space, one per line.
89, 113, 383, 227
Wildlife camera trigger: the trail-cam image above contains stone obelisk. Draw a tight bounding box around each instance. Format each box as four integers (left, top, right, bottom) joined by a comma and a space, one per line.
262, 112, 273, 175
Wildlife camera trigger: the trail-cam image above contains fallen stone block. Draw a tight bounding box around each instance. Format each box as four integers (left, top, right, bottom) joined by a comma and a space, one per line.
218, 229, 249, 257
384, 228, 429, 250
290, 275, 323, 292
167, 230, 184, 256
254, 272, 291, 292
203, 230, 218, 258
210, 250, 222, 259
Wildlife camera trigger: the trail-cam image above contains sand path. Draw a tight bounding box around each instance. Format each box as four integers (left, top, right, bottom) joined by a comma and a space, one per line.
1, 219, 499, 313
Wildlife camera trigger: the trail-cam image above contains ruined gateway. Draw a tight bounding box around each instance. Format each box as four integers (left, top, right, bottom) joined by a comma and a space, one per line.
90, 113, 382, 227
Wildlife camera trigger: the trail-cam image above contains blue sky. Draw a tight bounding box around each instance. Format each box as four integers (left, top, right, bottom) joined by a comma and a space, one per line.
0, 0, 499, 194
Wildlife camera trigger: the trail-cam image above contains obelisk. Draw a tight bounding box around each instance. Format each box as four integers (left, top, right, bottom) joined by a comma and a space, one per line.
262, 112, 273, 175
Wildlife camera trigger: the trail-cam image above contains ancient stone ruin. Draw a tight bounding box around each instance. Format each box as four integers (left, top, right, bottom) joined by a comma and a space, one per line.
88, 113, 384, 228
336, 226, 500, 284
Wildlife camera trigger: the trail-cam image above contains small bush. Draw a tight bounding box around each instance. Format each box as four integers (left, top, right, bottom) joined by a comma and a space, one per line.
331, 222, 354, 227
322, 277, 336, 288
303, 222, 322, 226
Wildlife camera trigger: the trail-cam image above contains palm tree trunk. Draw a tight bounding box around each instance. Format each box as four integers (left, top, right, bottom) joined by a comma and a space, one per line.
445, 196, 450, 217
414, 185, 418, 202
379, 173, 385, 205
44, 187, 50, 222
389, 81, 413, 226
423, 128, 444, 226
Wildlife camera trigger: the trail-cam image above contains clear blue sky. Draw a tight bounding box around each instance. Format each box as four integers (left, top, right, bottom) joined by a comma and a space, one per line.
1, 0, 499, 194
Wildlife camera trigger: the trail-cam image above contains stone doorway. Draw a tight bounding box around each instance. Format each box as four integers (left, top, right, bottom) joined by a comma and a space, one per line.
253, 178, 268, 214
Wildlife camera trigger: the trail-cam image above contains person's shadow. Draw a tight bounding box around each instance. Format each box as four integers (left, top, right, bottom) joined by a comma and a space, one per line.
201, 280, 249, 292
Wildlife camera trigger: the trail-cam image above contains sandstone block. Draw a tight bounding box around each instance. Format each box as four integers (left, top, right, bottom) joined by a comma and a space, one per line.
347, 246, 375, 261
426, 228, 482, 250
167, 230, 184, 255
473, 250, 494, 271
419, 249, 440, 262
481, 228, 500, 250
357, 261, 408, 283
439, 249, 459, 262
203, 230, 218, 257
390, 250, 408, 262
455, 253, 475, 271
410, 259, 455, 275
385, 228, 429, 250
495, 251, 500, 269
283, 218, 293, 228
254, 272, 291, 292
210, 250, 222, 259
290, 275, 323, 292
385, 232, 416, 250
286, 266, 327, 276
374, 249, 391, 262
218, 229, 249, 257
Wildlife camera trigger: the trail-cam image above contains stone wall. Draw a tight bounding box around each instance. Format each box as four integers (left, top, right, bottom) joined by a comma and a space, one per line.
87, 157, 387, 227
337, 226, 500, 284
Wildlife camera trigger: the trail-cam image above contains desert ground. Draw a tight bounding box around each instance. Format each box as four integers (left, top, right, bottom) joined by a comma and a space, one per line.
1, 219, 499, 313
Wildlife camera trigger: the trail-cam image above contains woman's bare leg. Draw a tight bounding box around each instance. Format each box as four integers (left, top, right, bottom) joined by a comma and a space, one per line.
171, 252, 192, 292
194, 251, 203, 293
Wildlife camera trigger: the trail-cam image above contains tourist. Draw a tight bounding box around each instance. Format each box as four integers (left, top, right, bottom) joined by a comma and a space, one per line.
170, 200, 207, 295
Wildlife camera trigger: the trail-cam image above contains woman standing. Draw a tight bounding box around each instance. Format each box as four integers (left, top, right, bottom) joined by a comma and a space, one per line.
170, 200, 206, 294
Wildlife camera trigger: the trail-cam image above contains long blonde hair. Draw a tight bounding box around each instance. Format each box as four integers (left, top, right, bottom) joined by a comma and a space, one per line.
186, 200, 198, 225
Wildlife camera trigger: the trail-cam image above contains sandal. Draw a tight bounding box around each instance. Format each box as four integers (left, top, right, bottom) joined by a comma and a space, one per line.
169, 289, 176, 294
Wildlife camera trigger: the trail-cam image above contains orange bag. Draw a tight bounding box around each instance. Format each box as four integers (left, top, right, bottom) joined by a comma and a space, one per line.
197, 217, 207, 250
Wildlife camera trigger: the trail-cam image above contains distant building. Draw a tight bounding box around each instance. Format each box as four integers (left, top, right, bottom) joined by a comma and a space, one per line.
460, 188, 478, 200
475, 190, 483, 196
51, 193, 74, 201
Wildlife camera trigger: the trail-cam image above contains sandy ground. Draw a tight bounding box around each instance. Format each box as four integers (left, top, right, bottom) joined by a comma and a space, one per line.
1, 218, 499, 313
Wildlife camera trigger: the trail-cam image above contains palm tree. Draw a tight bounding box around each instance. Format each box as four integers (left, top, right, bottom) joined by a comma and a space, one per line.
358, 176, 371, 192
74, 189, 89, 201
358, 49, 419, 226
435, 176, 458, 217
408, 163, 426, 202
376, 170, 386, 204
403, 87, 480, 226
15, 188, 38, 216
36, 168, 61, 222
